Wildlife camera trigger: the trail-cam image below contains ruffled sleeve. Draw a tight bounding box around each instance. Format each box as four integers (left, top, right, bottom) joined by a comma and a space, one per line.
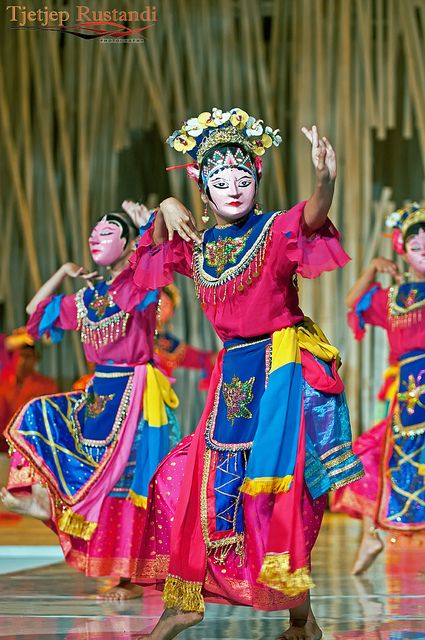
276, 201, 351, 278
27, 293, 78, 343
112, 213, 194, 312
347, 283, 389, 340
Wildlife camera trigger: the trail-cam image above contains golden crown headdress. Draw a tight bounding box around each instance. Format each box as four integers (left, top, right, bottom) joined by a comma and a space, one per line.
166, 107, 282, 166
386, 203, 425, 237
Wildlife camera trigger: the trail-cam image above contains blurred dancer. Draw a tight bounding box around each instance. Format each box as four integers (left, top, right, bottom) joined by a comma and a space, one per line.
332, 204, 425, 574
0, 329, 58, 453
1, 204, 179, 600
155, 284, 216, 390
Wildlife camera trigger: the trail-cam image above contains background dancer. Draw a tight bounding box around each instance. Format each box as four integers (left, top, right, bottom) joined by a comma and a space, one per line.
1, 206, 179, 600
332, 204, 425, 574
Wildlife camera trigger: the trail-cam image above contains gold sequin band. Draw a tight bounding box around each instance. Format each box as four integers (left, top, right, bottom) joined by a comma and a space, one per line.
328, 458, 361, 477
322, 449, 354, 469
330, 469, 365, 490
319, 442, 351, 462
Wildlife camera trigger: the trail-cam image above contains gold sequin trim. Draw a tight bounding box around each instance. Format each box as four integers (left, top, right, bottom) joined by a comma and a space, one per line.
392, 406, 425, 437
328, 458, 361, 477
319, 442, 351, 461
330, 469, 365, 490
323, 450, 353, 469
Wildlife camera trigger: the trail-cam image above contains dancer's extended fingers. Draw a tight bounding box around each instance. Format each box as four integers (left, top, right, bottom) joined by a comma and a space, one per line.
311, 124, 319, 149
176, 226, 191, 242
182, 220, 202, 243
81, 271, 99, 280
322, 136, 334, 153
301, 126, 313, 143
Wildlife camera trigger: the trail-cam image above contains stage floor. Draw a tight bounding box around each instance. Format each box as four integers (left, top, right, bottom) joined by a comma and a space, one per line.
0, 513, 423, 639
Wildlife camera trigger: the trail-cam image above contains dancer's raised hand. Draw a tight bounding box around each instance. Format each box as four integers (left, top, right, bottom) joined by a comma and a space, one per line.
121, 200, 152, 229
159, 197, 202, 243
302, 125, 337, 182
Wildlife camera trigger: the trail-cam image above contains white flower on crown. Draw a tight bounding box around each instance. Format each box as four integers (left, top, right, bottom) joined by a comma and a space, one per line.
211, 108, 231, 126
385, 211, 402, 228
246, 118, 264, 137
265, 126, 282, 146
166, 130, 180, 145
183, 117, 204, 138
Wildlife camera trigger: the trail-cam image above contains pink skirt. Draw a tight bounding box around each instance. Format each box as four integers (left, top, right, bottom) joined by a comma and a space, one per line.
134, 435, 327, 611
331, 420, 385, 520
7, 451, 145, 578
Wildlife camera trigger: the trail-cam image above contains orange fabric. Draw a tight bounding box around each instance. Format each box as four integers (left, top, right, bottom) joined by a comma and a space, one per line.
0, 373, 58, 452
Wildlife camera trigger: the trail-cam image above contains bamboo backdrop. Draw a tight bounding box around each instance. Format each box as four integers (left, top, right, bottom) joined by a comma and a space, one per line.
1, 0, 424, 435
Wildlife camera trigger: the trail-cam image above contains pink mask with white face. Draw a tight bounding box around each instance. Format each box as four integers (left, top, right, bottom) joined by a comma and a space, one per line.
89, 220, 126, 266
206, 166, 256, 222
405, 228, 425, 275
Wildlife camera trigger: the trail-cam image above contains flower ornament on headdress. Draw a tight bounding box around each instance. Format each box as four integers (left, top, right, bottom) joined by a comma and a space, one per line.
166, 107, 282, 183
385, 203, 425, 255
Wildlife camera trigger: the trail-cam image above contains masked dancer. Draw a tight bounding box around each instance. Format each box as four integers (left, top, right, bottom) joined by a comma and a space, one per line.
112, 109, 363, 639
332, 204, 425, 574
1, 205, 179, 600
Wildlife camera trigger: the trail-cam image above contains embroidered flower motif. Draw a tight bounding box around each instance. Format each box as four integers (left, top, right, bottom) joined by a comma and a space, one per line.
205, 229, 253, 276
252, 133, 273, 156
88, 292, 114, 319
172, 133, 197, 153
86, 391, 116, 418
403, 288, 419, 308
230, 108, 250, 129
222, 374, 255, 425
398, 374, 425, 415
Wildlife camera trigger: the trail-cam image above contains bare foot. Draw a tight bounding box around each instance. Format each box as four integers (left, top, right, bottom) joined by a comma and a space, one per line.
352, 528, 384, 575
97, 579, 143, 601
137, 607, 204, 639
0, 487, 50, 520
279, 616, 322, 640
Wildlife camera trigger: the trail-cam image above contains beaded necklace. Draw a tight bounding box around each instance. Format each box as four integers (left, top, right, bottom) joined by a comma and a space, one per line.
193, 210, 281, 306
76, 283, 129, 349
388, 282, 425, 329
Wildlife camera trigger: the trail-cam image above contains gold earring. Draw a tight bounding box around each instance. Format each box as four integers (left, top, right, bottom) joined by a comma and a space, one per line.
202, 203, 210, 224
254, 202, 262, 216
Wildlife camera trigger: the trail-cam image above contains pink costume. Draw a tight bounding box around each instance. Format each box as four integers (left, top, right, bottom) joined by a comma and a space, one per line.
113, 200, 362, 611
6, 278, 179, 578
332, 282, 425, 531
